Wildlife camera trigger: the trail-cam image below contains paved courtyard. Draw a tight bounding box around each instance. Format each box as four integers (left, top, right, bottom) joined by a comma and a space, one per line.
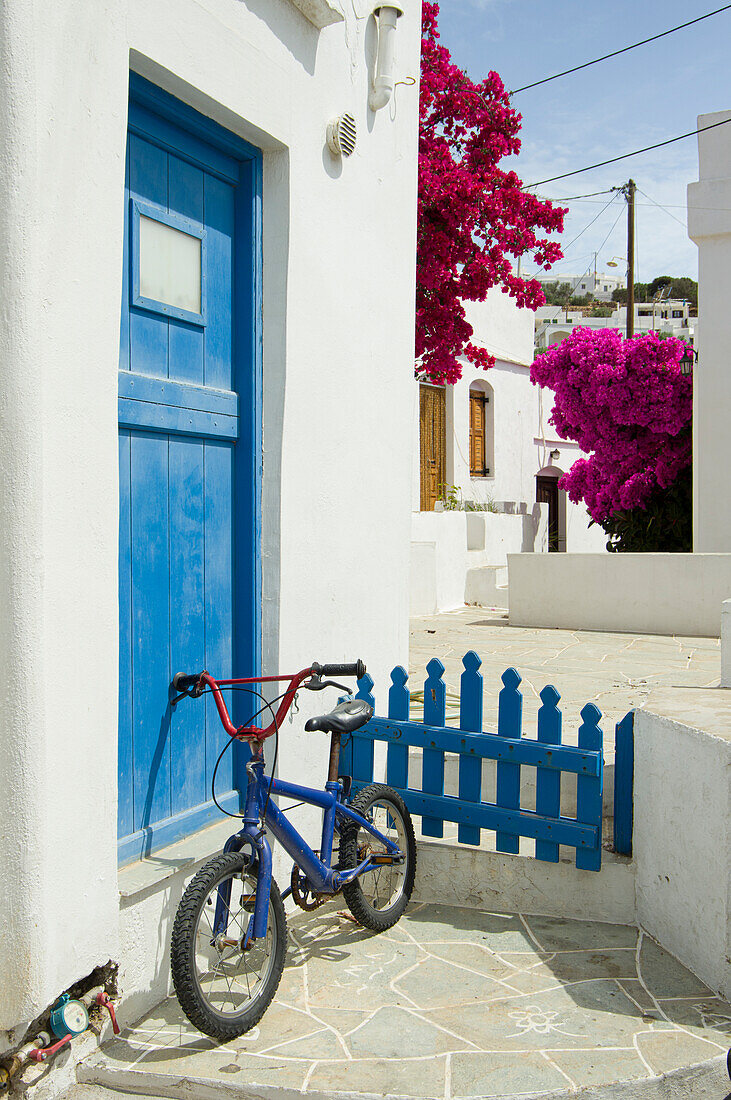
83, 901, 731, 1099
409, 608, 721, 740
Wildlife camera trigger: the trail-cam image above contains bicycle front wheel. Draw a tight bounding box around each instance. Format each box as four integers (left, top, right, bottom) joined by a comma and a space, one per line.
170, 851, 286, 1040
341, 784, 416, 932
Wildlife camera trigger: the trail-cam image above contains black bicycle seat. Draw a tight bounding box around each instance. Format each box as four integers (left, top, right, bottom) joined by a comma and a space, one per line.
304, 698, 373, 735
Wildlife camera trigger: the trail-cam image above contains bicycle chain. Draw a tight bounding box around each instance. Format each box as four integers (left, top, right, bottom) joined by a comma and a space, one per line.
290, 863, 329, 911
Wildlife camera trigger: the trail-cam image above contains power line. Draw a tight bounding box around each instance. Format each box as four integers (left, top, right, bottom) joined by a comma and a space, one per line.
638, 187, 688, 229
510, 4, 731, 94
540, 205, 626, 323
549, 189, 618, 202
560, 191, 622, 255
527, 116, 731, 187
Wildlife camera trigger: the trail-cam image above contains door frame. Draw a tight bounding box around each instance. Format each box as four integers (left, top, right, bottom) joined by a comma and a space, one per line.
120, 75, 264, 855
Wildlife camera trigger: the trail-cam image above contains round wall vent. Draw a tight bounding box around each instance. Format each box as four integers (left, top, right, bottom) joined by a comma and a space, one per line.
327, 114, 357, 158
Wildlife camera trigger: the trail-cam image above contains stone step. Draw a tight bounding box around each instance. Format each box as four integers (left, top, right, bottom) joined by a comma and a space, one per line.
414, 836, 635, 925
78, 1055, 731, 1100
465, 564, 508, 608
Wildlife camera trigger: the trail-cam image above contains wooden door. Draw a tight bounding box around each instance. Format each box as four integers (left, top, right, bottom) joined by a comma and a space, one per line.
117, 79, 260, 863
419, 384, 446, 511
536, 475, 560, 552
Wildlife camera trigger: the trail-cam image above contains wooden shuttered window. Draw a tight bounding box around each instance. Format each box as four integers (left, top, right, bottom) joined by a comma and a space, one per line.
469, 390, 489, 476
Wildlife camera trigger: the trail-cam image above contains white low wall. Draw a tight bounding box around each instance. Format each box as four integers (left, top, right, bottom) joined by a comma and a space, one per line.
722, 599, 731, 687
509, 553, 731, 637
634, 687, 731, 1001
411, 509, 546, 615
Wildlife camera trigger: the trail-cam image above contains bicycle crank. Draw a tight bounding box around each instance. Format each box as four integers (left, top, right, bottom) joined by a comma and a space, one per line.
290, 864, 328, 911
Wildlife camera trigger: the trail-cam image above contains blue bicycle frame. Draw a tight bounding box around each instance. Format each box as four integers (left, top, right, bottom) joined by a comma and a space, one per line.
213, 752, 402, 944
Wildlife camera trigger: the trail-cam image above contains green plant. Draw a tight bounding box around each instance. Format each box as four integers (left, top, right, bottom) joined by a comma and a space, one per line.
598, 466, 692, 552
464, 496, 498, 513
439, 483, 462, 510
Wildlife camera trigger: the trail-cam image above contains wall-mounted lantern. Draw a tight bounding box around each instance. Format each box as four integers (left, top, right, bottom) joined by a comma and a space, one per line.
369, 5, 405, 112
680, 347, 696, 376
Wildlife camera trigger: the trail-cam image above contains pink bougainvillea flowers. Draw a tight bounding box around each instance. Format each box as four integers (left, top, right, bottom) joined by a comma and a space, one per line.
530, 328, 693, 522
417, 2, 565, 384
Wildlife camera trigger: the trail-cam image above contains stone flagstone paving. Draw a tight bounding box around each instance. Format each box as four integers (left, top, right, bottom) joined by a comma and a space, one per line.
85, 901, 731, 1098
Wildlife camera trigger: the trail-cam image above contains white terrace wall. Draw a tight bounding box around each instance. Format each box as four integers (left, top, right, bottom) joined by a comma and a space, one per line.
634, 688, 731, 1002
688, 109, 731, 552
0, 0, 420, 1040
412, 289, 604, 547
508, 553, 731, 637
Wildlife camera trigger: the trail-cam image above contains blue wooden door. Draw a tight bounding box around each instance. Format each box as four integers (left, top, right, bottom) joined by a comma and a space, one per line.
118, 78, 261, 864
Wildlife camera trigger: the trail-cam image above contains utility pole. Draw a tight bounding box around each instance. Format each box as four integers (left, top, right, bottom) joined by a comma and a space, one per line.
626, 179, 636, 338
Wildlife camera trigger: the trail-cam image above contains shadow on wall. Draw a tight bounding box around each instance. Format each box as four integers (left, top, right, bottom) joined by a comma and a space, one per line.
239, 0, 319, 75
521, 502, 545, 552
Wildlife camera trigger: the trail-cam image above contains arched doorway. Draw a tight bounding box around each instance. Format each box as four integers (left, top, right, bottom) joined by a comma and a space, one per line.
536, 464, 566, 552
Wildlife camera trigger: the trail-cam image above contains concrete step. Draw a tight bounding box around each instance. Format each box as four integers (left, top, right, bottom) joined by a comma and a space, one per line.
414, 836, 635, 925
465, 564, 508, 608
77, 1056, 731, 1100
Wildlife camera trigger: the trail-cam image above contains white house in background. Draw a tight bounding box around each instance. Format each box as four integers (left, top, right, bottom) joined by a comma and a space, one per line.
412, 289, 605, 615
533, 269, 626, 302
534, 299, 696, 352
0, 0, 419, 1063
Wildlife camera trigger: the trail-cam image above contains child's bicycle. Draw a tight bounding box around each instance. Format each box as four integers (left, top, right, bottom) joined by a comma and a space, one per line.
168, 660, 416, 1040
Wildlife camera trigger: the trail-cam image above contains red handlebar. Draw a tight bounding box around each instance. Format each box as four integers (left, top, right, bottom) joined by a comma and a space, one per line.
200, 667, 315, 743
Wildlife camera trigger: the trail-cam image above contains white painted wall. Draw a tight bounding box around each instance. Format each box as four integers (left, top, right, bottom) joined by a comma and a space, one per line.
0, 0, 420, 1041
723, 599, 731, 687
688, 109, 731, 552
509, 553, 731, 637
634, 691, 731, 1001
412, 287, 605, 568
410, 509, 548, 615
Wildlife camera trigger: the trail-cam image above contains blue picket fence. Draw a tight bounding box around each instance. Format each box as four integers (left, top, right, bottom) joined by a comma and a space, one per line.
341, 652, 635, 873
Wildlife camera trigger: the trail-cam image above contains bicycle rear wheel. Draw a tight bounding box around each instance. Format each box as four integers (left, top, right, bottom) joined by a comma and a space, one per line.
340, 784, 416, 932
170, 851, 286, 1040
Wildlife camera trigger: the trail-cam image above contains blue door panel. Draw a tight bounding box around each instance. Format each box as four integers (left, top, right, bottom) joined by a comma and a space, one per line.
203, 440, 235, 786
128, 135, 168, 379
130, 431, 172, 830
167, 155, 205, 385
168, 436, 207, 816
119, 148, 131, 373
118, 429, 134, 837
118, 81, 258, 864
204, 174, 235, 390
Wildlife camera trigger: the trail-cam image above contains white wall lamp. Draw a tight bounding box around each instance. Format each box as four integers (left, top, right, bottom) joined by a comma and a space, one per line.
369, 5, 404, 112
550, 448, 561, 463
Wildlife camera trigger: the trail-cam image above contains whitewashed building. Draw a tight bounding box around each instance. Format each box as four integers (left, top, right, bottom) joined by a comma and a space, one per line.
412, 289, 605, 615
533, 269, 626, 302
534, 300, 696, 352
0, 0, 420, 1060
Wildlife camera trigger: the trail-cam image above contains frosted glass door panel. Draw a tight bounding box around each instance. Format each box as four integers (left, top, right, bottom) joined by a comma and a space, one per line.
140, 215, 202, 314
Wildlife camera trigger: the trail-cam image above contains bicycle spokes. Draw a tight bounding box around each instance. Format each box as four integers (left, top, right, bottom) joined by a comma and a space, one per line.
357, 802, 408, 912
193, 870, 276, 1018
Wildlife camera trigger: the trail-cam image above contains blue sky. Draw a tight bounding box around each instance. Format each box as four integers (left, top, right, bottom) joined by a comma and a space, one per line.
435, 0, 731, 282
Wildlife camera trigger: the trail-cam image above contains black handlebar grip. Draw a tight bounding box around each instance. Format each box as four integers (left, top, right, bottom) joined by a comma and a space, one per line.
317, 660, 366, 680
172, 672, 202, 692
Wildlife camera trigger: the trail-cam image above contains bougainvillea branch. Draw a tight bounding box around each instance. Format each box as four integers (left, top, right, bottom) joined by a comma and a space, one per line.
530, 328, 692, 523
417, 2, 565, 384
